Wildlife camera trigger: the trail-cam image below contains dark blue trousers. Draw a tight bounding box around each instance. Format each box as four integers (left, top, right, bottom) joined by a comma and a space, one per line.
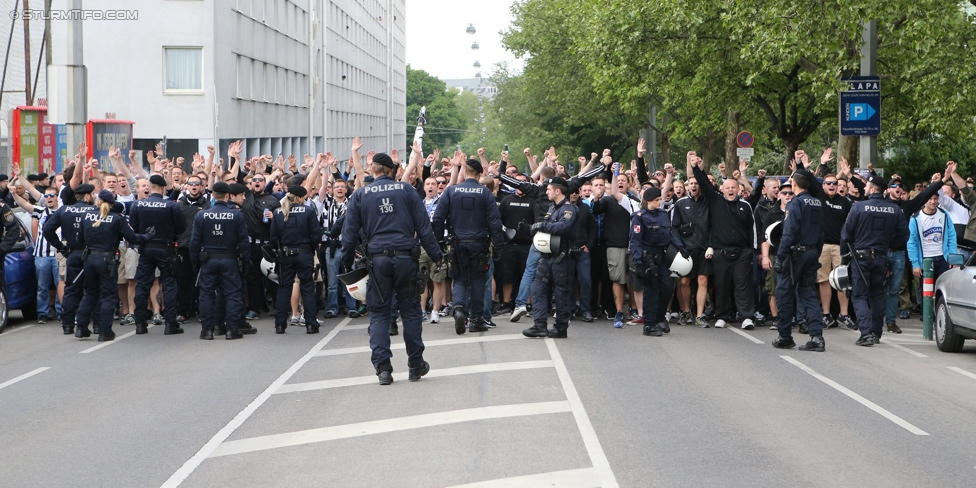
274, 253, 318, 328
76, 254, 115, 334
366, 255, 424, 370
851, 254, 889, 339
134, 246, 178, 324
775, 249, 824, 338
451, 243, 488, 320
531, 255, 574, 331
199, 259, 245, 331
641, 261, 673, 325
61, 251, 84, 329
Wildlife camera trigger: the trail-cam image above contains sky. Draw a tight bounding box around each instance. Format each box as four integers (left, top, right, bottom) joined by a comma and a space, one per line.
404, 0, 523, 80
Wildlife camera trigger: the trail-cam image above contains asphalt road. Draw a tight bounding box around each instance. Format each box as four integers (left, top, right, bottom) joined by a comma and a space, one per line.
2, 309, 976, 488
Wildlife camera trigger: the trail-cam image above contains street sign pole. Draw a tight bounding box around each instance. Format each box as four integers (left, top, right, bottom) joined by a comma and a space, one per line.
859, 20, 877, 169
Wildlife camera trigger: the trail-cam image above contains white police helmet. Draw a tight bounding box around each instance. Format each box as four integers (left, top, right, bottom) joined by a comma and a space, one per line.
532, 232, 561, 254
260, 258, 278, 284
829, 265, 852, 292
765, 221, 783, 248
338, 267, 370, 301
665, 245, 694, 277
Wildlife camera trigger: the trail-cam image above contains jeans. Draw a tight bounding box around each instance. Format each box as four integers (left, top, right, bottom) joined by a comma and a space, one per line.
35, 255, 61, 318
483, 258, 494, 321
884, 250, 906, 325
515, 246, 541, 307
327, 246, 356, 313
575, 251, 592, 312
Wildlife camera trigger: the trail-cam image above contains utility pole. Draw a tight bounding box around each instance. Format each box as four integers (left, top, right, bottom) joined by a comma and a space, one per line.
22, 0, 32, 104
859, 20, 877, 169
62, 0, 87, 158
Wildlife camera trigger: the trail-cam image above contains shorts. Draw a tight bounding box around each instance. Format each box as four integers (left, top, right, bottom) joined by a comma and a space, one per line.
125, 248, 140, 280
765, 265, 777, 296
686, 249, 712, 277
499, 243, 530, 284
57, 253, 66, 281
313, 254, 323, 283
117, 244, 128, 284
817, 243, 841, 283
607, 247, 629, 284
628, 260, 644, 292
419, 248, 447, 283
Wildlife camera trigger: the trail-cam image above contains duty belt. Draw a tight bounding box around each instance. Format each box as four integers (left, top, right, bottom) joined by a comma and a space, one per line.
792, 245, 816, 253
370, 249, 413, 257
282, 246, 313, 254
207, 253, 237, 260
144, 241, 173, 249
457, 238, 485, 244
248, 236, 268, 244
88, 250, 117, 256
855, 249, 880, 260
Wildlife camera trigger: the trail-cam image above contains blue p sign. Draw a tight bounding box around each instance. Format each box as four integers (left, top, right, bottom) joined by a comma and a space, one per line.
850, 103, 877, 121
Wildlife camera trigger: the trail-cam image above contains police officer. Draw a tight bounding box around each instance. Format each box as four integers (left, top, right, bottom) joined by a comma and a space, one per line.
841, 176, 910, 346
191, 182, 250, 340
128, 174, 187, 335
431, 158, 504, 335
270, 185, 322, 334
341, 152, 443, 385
772, 169, 826, 351
76, 191, 150, 341
43, 183, 96, 335
522, 177, 578, 339
629, 187, 685, 337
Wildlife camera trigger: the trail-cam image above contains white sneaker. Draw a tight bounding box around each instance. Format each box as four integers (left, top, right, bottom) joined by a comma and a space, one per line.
430, 311, 439, 323
769, 324, 778, 330
510, 306, 528, 322
714, 319, 726, 328
741, 318, 754, 330
289, 315, 300, 326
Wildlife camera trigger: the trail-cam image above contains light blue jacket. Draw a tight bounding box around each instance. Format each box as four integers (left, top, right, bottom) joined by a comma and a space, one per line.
907, 207, 957, 269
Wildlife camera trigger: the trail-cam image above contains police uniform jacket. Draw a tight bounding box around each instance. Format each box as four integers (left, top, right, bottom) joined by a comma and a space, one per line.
431, 177, 504, 248
189, 200, 249, 266
775, 192, 823, 260
79, 210, 146, 252
629, 208, 682, 268
128, 193, 186, 245
341, 175, 442, 264
537, 198, 577, 254
42, 201, 94, 251
0, 201, 21, 252
671, 194, 710, 251
841, 193, 909, 254
271, 202, 321, 251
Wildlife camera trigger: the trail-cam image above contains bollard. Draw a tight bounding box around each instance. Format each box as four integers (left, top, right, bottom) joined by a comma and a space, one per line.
922, 257, 934, 340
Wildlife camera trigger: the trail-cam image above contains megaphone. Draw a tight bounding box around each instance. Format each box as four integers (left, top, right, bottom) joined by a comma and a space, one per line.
829, 265, 852, 292
260, 258, 279, 284
532, 232, 561, 254
664, 244, 694, 277
765, 220, 784, 248
338, 267, 370, 301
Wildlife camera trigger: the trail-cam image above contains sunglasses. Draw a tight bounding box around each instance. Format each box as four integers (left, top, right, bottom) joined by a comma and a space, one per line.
436, 180, 447, 184
890, 184, 902, 189
780, 191, 794, 196
186, 182, 201, 186
823, 181, 838, 186
44, 194, 57, 198
252, 178, 265, 182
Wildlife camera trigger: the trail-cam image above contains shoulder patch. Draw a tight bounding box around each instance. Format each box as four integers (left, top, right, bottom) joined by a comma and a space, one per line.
563, 209, 573, 220
3, 211, 13, 222
633, 224, 641, 234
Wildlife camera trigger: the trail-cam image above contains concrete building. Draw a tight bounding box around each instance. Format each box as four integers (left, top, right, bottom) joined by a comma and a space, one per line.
2, 0, 406, 170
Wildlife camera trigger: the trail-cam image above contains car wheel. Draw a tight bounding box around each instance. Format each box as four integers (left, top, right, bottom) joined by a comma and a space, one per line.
936, 296, 965, 353
20, 297, 37, 321
0, 287, 8, 333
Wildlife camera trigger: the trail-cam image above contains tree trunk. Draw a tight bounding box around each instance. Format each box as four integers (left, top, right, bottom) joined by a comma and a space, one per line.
725, 111, 740, 167
837, 133, 857, 172
660, 130, 671, 169
783, 139, 799, 174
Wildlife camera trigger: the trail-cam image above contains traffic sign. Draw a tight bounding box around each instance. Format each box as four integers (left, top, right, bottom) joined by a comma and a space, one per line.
736, 131, 753, 148
736, 148, 754, 161
840, 76, 881, 136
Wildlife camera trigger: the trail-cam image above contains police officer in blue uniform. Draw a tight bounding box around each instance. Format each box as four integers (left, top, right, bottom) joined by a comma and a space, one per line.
76, 191, 150, 341
191, 182, 250, 340
841, 176, 910, 346
431, 159, 504, 335
128, 174, 187, 335
271, 185, 322, 334
772, 169, 826, 351
523, 177, 578, 339
43, 183, 96, 335
341, 152, 443, 385
629, 187, 686, 337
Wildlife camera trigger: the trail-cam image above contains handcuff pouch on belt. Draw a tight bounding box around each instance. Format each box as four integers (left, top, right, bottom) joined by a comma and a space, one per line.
568, 247, 583, 259
854, 249, 876, 262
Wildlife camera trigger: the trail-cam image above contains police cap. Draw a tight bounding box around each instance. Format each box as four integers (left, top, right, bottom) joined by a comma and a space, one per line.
74, 183, 95, 194
372, 153, 396, 169
643, 187, 662, 201
212, 182, 231, 194
466, 158, 483, 174
228, 183, 247, 195
97, 190, 116, 205
287, 185, 307, 197
869, 176, 887, 191
149, 174, 168, 187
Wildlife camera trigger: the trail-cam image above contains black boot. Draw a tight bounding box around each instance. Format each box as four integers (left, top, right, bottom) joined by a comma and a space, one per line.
376, 363, 394, 385
164, 322, 184, 335
453, 306, 467, 335
97, 330, 116, 342
200, 329, 214, 340
215, 324, 227, 336
522, 324, 549, 338
63, 326, 74, 335
226, 329, 244, 340
772, 336, 796, 349
643, 324, 663, 336
238, 324, 257, 334
135, 322, 149, 335
798, 335, 825, 352
547, 327, 568, 338
468, 318, 489, 333
408, 361, 430, 382
275, 324, 287, 334
75, 327, 91, 338
657, 320, 670, 334
306, 324, 320, 334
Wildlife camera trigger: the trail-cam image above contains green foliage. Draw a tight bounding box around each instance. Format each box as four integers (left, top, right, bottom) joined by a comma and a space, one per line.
883, 136, 976, 184
405, 66, 467, 154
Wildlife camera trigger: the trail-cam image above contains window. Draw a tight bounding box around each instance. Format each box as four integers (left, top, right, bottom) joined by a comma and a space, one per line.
164, 47, 203, 93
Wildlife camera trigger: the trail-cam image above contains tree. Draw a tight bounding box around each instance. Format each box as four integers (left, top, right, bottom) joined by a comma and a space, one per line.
405, 66, 467, 154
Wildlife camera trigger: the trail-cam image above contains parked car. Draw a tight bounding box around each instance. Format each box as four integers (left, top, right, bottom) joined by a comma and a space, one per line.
934, 253, 976, 352
0, 217, 38, 333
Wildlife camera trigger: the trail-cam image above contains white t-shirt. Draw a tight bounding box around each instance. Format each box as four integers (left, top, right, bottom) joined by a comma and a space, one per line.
917, 211, 945, 258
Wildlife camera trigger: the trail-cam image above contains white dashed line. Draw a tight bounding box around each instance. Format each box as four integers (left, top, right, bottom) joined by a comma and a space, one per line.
947, 366, 976, 382
727, 327, 764, 344
0, 367, 50, 391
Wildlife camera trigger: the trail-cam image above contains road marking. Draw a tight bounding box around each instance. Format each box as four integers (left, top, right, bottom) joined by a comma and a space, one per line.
446, 467, 599, 487
343, 323, 370, 330
275, 360, 554, 394
159, 317, 351, 488
0, 367, 50, 391
727, 327, 764, 344
316, 333, 525, 357
781, 356, 928, 435
210, 401, 572, 458
947, 366, 976, 381
877, 338, 928, 358
2, 324, 35, 335
79, 324, 159, 354
546, 339, 619, 488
